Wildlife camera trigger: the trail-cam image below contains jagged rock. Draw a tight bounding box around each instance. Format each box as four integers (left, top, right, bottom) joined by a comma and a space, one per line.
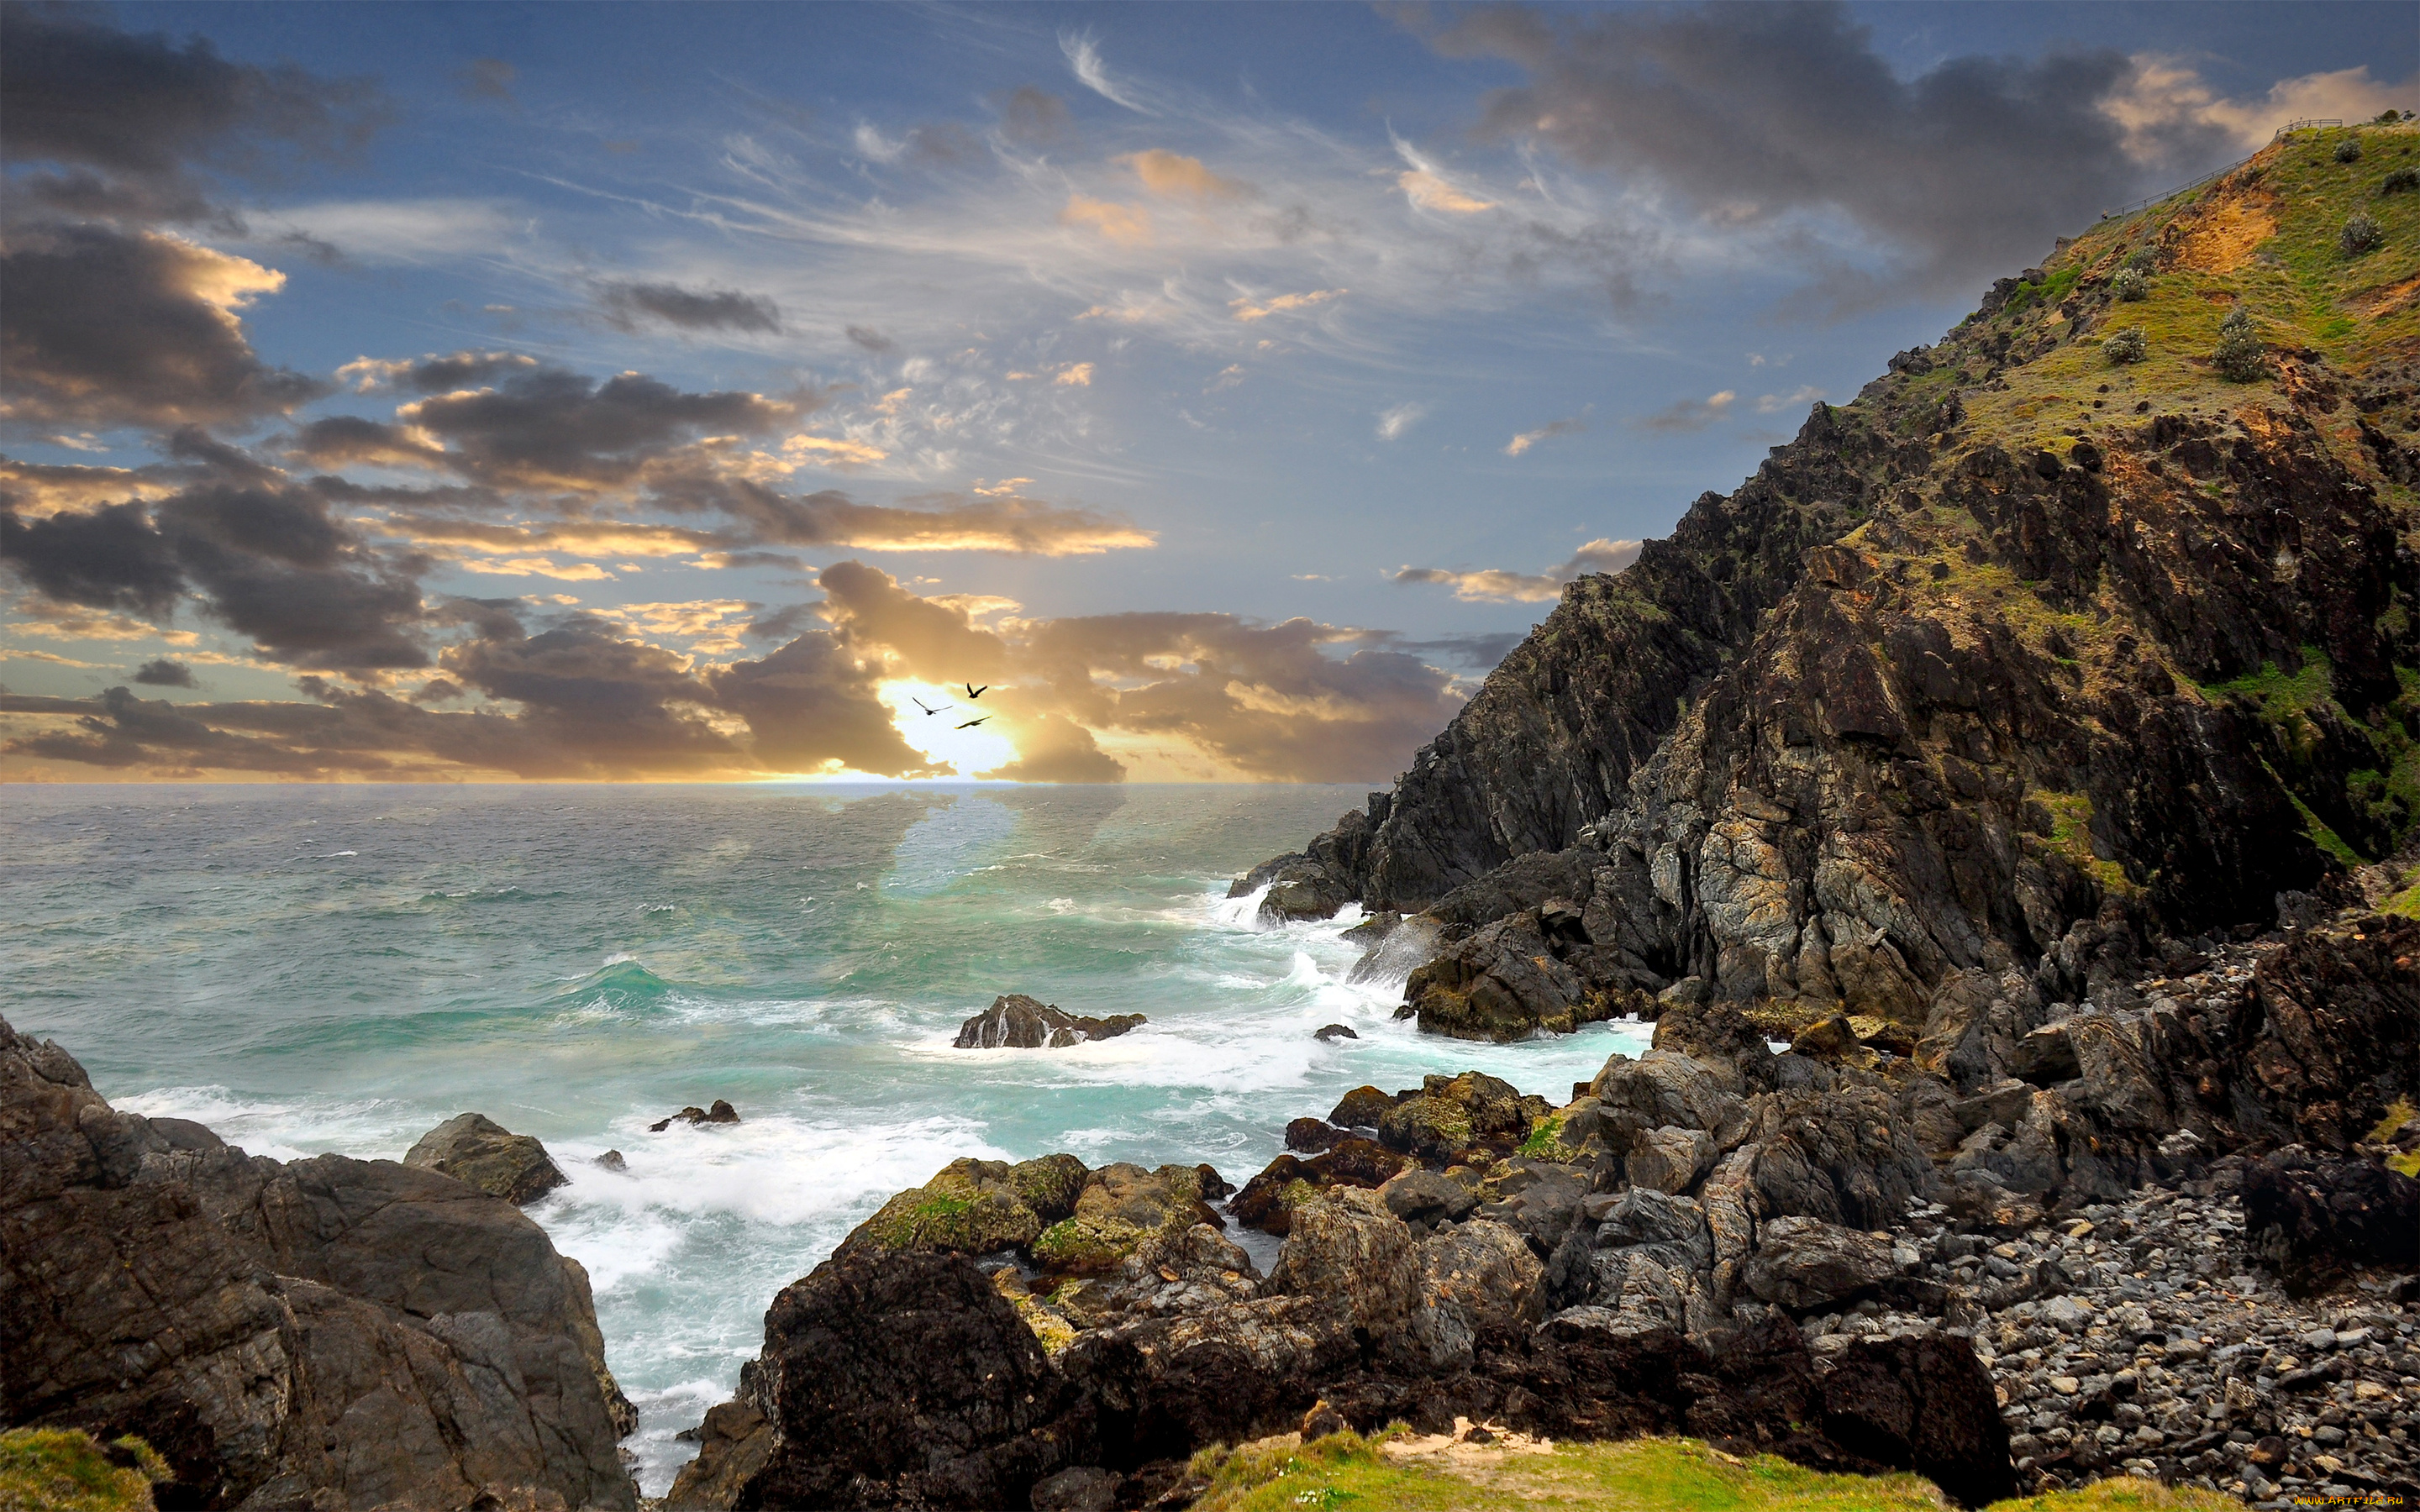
1284, 1116, 1344, 1152
1649, 1001, 1779, 1084
1313, 1022, 1358, 1042
1403, 913, 1602, 1040
1032, 1163, 1221, 1274
953, 994, 1146, 1048
1590, 1049, 1745, 1132
2241, 1146, 2420, 1296
1819, 1334, 2017, 1506
1743, 1215, 1901, 1310
665, 1399, 775, 1507
705, 1249, 1095, 1509
1407, 1218, 1544, 1369
0, 1016, 637, 1510
1229, 1139, 1407, 1235
2009, 1023, 2081, 1084
1476, 1157, 1590, 1257
1377, 1167, 1478, 1226
650, 1100, 742, 1131
593, 1148, 628, 1172
402, 1110, 568, 1205
1624, 1125, 1716, 1194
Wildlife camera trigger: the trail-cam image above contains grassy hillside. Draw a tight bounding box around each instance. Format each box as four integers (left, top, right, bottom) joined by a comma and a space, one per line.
0, 1429, 166, 1512
1187, 1431, 2244, 1512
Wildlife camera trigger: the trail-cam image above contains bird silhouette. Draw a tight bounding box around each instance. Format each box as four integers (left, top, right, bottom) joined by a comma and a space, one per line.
912, 696, 950, 716
955, 716, 988, 729
964, 683, 988, 699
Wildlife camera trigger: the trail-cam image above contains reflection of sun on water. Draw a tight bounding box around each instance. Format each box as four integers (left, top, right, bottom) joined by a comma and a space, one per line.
882, 681, 1018, 774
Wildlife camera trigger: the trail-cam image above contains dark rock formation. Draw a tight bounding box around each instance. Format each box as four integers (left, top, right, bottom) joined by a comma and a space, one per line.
701, 1250, 1096, 1510
1313, 1022, 1358, 1042
952, 994, 1146, 1049
0, 1015, 636, 1509
1743, 1215, 1903, 1311
650, 1099, 742, 1131
2241, 1146, 2420, 1296
1228, 1137, 1407, 1235
402, 1110, 568, 1205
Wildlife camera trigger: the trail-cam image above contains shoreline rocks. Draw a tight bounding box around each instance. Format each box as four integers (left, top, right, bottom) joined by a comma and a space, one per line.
953, 993, 1147, 1049
650, 1099, 741, 1131
402, 1110, 568, 1204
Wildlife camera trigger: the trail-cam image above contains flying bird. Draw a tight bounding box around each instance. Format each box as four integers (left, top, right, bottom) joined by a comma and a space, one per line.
955, 717, 988, 729
912, 696, 950, 716
964, 683, 987, 699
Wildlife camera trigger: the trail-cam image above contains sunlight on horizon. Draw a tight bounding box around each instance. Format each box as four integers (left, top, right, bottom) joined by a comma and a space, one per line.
881, 680, 1018, 775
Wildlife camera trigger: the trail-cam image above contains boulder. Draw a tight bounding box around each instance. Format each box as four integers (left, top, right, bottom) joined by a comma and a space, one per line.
402, 1110, 568, 1205
1376, 1070, 1529, 1162
2242, 1146, 2420, 1295
1819, 1334, 2017, 1506
1265, 1186, 1423, 1337
1407, 1218, 1543, 1369
1230, 1139, 1407, 1235
838, 1153, 1091, 1258
664, 1400, 775, 1507
1328, 1084, 1394, 1128
1590, 1050, 1744, 1133
1789, 1014, 1865, 1062
1623, 1126, 1715, 1194
1648, 1001, 1778, 1084
1313, 1023, 1359, 1042
1284, 1117, 1344, 1153
1737, 1086, 1939, 1229
1032, 1163, 1220, 1274
1376, 1167, 1478, 1226
1743, 1215, 1899, 1311
954, 994, 1146, 1049
1475, 1157, 1590, 1257
2008, 1023, 2081, 1084
711, 1249, 1095, 1509
0, 1015, 637, 1511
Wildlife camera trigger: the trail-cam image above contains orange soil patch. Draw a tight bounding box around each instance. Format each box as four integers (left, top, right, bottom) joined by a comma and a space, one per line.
2168, 197, 2278, 273
2357, 273, 2420, 319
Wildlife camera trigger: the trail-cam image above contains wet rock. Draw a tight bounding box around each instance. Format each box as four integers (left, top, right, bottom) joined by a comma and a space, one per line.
1313, 1022, 1359, 1042
2241, 1147, 2420, 1295
592, 1148, 628, 1173
650, 1100, 742, 1131
710, 1249, 1095, 1509
1328, 1084, 1395, 1128
1744, 1215, 1900, 1311
664, 1400, 774, 1507
1404, 912, 1604, 1042
1285, 1116, 1344, 1152
402, 1110, 568, 1205
954, 994, 1147, 1049
1376, 1070, 1531, 1162
1228, 1138, 1408, 1236
0, 1015, 638, 1510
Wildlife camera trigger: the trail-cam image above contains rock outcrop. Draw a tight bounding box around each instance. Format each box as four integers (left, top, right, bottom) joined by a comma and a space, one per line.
403, 1110, 569, 1205
952, 995, 1147, 1049
0, 1016, 637, 1510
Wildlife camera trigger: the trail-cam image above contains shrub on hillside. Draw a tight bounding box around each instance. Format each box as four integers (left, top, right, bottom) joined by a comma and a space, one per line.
2122, 246, 2158, 271
2104, 328, 2147, 365
2214, 307, 2266, 383
2111, 267, 2149, 302
2341, 211, 2384, 256
2381, 166, 2419, 196
2336, 137, 2365, 164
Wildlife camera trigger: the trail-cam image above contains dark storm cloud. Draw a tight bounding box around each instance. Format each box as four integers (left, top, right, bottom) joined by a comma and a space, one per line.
132, 657, 196, 686
597, 280, 783, 334
0, 2, 387, 223
702, 631, 935, 777
0, 223, 330, 431
0, 442, 432, 670
1425, 1, 2228, 291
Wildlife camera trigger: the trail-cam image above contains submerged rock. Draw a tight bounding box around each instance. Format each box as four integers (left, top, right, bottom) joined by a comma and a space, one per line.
1313, 1022, 1359, 1042
402, 1110, 568, 1205
953, 993, 1147, 1048
649, 1098, 741, 1131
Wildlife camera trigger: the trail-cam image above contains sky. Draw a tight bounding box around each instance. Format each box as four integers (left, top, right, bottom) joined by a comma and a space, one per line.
1, 0, 2411, 783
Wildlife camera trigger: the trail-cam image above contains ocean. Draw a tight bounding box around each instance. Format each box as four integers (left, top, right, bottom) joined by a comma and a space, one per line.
0, 782, 1652, 1493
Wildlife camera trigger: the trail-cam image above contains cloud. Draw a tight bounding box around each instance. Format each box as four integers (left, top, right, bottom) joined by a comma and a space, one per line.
0, 5, 388, 223
703, 484, 1155, 556
993, 86, 1072, 146
1634, 390, 1736, 433
1122, 149, 1251, 202
456, 57, 516, 104
1395, 537, 1641, 601
1398, 170, 1496, 214
1055, 363, 1095, 387
1376, 402, 1428, 440
1228, 288, 1345, 323
597, 280, 783, 333
1060, 194, 1154, 246
1060, 30, 1155, 114
1396, 631, 1523, 670
1504, 414, 1585, 455
1754, 385, 1825, 413
0, 223, 329, 432
1422, 1, 2245, 292
2108, 60, 2418, 156
132, 657, 195, 687
844, 324, 895, 353
244, 197, 520, 265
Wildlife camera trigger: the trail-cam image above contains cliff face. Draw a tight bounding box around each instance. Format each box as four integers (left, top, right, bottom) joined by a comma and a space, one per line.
1291, 123, 2420, 1031
0, 1016, 636, 1511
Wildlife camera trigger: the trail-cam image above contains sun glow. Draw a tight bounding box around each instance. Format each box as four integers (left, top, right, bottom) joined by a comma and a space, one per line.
881, 680, 1018, 774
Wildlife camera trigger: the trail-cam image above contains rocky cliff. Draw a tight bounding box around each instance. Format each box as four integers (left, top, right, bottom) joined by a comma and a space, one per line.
1262, 123, 2420, 1043
0, 1016, 637, 1511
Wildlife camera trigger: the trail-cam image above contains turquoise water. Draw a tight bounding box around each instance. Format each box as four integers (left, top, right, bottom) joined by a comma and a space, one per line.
0, 783, 1649, 1492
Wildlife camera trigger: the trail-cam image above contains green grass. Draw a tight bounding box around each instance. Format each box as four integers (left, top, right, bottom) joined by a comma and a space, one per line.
2032, 790, 2134, 895
0, 1429, 165, 1511
2369, 1098, 2420, 1178
1185, 1431, 2246, 1512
